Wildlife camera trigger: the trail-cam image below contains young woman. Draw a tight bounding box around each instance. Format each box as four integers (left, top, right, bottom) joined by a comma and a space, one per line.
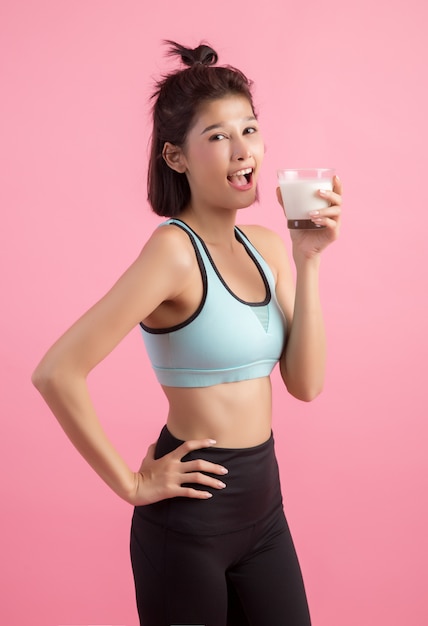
32, 41, 342, 626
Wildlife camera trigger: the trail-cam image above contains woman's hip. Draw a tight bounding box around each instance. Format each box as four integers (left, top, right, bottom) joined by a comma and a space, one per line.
133, 425, 284, 535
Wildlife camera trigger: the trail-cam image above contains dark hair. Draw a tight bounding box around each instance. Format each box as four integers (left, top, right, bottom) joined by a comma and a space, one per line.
147, 41, 255, 217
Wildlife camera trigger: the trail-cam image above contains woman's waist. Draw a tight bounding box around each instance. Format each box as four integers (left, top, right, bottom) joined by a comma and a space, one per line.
163, 376, 273, 448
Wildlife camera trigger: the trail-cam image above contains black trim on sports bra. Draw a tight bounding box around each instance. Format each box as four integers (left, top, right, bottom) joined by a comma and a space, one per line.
139, 222, 208, 335
233, 227, 271, 307
174, 219, 271, 307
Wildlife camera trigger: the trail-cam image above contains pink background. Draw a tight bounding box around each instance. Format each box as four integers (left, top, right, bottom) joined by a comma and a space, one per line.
1, 1, 427, 625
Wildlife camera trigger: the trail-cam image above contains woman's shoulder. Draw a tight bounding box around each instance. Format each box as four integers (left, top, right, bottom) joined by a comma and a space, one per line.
144, 219, 196, 256
132, 220, 199, 284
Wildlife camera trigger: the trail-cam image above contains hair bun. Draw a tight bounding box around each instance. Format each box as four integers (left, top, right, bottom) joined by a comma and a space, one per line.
164, 40, 218, 67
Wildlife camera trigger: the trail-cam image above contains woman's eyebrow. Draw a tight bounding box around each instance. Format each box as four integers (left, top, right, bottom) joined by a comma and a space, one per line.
200, 116, 257, 135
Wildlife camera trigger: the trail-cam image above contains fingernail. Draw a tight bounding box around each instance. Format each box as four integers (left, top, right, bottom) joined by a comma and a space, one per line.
319, 189, 328, 196
204, 492, 213, 498
208, 439, 217, 445
217, 481, 226, 488
309, 210, 320, 216
220, 467, 228, 474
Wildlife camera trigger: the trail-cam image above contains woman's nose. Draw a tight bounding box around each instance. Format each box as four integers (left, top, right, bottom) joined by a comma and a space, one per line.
232, 137, 252, 161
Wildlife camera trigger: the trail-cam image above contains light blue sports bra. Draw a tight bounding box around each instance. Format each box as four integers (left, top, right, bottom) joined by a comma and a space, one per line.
140, 219, 286, 387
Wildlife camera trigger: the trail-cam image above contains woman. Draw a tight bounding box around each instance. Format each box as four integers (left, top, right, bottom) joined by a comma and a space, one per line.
32, 41, 342, 626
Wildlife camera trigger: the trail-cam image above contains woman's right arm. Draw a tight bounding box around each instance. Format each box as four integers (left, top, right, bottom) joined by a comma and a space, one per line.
32, 226, 227, 505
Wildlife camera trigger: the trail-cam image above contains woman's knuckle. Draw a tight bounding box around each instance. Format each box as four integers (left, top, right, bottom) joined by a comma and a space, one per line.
193, 459, 204, 471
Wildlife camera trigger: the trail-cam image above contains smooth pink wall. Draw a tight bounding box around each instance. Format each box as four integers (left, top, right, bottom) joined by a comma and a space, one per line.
1, 1, 427, 625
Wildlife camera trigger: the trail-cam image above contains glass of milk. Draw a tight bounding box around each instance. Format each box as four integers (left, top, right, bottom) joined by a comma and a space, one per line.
277, 168, 335, 229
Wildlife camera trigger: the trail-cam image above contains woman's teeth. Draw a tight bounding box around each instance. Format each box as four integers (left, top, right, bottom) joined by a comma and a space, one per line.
227, 168, 253, 186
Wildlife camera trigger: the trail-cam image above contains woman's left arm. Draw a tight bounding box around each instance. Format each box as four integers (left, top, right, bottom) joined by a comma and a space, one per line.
276, 176, 343, 401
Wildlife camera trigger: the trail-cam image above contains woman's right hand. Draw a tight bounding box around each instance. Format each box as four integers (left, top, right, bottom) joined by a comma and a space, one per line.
130, 439, 229, 506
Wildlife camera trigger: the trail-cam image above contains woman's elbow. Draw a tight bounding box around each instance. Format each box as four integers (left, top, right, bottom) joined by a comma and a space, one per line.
31, 361, 56, 395
290, 384, 323, 403
280, 367, 324, 402
31, 357, 68, 397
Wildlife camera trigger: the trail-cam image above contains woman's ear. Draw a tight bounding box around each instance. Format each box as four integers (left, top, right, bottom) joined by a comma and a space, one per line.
162, 142, 187, 173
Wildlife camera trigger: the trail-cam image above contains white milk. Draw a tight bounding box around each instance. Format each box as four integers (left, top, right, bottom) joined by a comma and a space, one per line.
279, 178, 332, 229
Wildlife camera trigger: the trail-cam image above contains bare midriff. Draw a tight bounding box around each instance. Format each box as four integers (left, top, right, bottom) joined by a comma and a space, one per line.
162, 376, 273, 448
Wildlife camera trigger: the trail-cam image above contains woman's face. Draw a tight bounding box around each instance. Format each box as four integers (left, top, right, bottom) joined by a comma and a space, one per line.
179, 95, 265, 214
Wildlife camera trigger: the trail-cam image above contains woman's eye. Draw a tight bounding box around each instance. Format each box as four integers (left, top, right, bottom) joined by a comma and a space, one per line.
244, 127, 257, 135
209, 133, 227, 141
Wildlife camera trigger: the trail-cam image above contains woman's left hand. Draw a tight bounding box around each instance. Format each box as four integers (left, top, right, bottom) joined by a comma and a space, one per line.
276, 175, 342, 260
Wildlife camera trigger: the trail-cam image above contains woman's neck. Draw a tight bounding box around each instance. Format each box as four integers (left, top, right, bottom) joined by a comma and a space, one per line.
178, 206, 239, 247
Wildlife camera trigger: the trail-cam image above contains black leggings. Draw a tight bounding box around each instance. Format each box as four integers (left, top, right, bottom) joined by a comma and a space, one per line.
130, 426, 311, 626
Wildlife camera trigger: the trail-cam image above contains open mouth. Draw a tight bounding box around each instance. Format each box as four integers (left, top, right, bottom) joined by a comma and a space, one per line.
227, 167, 253, 187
